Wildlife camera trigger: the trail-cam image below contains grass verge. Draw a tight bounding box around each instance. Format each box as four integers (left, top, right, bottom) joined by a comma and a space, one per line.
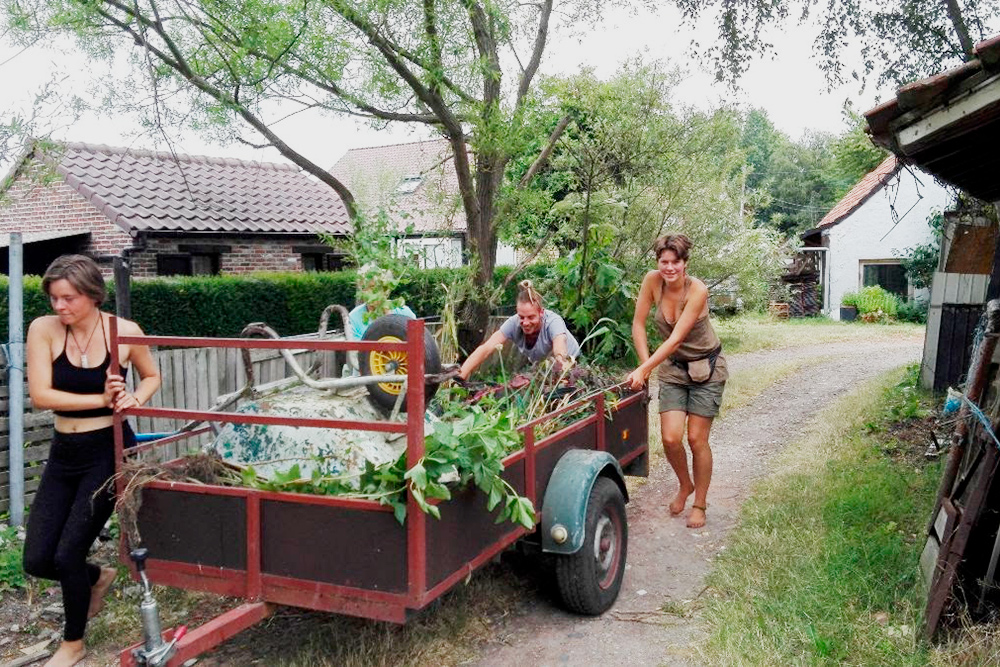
716, 313, 924, 355
700, 365, 941, 666
720, 358, 814, 415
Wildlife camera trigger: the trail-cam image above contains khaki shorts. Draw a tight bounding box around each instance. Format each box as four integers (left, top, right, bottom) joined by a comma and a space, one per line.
658, 381, 726, 418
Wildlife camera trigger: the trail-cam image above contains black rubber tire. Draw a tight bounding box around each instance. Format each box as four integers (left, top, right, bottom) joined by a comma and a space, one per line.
359, 314, 442, 412
554, 476, 628, 615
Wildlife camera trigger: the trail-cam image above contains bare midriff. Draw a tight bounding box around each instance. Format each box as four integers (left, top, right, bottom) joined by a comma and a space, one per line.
54, 414, 114, 434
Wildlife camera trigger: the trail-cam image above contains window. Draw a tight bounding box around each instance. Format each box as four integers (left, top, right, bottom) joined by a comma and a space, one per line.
862, 262, 908, 298
395, 175, 422, 194
299, 249, 350, 272
157, 245, 226, 276
156, 254, 192, 276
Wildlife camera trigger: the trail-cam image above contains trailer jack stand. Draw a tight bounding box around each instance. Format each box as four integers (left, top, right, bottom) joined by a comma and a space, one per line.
128, 548, 187, 666
119, 547, 273, 667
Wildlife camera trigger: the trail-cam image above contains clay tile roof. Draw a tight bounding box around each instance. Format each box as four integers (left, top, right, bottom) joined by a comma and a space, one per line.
46, 142, 350, 236
815, 155, 901, 229
330, 138, 465, 233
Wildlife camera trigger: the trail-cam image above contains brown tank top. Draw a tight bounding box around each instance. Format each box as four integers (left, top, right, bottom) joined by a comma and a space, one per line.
653, 277, 728, 385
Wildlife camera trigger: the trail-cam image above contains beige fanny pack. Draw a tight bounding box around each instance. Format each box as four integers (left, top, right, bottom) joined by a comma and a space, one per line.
671, 345, 722, 384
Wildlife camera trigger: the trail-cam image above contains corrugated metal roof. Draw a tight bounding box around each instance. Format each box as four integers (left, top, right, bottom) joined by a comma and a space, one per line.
47, 142, 351, 236
865, 34, 1000, 202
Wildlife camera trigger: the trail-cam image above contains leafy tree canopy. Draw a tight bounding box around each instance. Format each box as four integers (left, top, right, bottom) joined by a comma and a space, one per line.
2, 0, 651, 347
673, 0, 1000, 89
500, 60, 787, 314
738, 107, 888, 237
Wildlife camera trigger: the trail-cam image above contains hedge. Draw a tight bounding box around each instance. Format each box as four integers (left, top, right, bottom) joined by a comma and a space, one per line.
1, 264, 555, 339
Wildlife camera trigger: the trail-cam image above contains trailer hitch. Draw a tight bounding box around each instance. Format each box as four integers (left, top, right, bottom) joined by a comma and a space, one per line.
130, 548, 187, 666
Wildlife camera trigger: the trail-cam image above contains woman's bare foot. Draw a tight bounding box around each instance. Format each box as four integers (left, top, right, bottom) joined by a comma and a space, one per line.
87, 566, 117, 620
44, 640, 87, 667
687, 504, 707, 529
669, 485, 694, 515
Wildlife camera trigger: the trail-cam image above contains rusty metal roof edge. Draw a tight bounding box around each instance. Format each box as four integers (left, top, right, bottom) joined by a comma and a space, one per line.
866, 33, 1000, 146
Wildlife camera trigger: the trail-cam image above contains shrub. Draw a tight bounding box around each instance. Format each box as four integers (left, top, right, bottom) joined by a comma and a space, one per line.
1, 265, 558, 339
896, 299, 928, 324
840, 291, 860, 309
854, 285, 900, 318
0, 523, 26, 592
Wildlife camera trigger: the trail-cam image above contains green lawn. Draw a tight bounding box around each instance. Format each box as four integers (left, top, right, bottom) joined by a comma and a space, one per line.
701, 366, 944, 666
715, 313, 925, 355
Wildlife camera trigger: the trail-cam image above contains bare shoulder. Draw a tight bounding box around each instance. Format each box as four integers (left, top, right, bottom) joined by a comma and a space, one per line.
27, 315, 61, 338
687, 276, 709, 296
112, 315, 145, 336
639, 270, 660, 293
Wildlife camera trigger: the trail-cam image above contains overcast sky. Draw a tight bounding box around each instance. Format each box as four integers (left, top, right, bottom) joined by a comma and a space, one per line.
1, 4, 891, 168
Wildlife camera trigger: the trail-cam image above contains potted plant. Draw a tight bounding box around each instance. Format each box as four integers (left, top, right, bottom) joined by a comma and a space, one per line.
840, 292, 859, 322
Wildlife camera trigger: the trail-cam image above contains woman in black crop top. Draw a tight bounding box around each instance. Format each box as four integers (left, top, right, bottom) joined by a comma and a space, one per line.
24, 255, 160, 667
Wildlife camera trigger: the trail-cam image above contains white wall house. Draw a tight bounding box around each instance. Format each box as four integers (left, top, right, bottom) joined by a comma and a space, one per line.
802, 156, 954, 319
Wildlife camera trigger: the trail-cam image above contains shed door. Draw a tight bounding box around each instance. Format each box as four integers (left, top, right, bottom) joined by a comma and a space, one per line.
934, 304, 983, 392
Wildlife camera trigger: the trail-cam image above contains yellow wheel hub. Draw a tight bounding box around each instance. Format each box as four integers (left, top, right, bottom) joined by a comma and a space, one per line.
369, 335, 406, 395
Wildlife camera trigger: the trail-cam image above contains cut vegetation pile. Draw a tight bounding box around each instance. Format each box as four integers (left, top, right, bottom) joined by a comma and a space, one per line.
115, 362, 627, 542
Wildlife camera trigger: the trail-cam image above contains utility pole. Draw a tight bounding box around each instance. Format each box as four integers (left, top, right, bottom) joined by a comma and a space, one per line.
7, 233, 25, 526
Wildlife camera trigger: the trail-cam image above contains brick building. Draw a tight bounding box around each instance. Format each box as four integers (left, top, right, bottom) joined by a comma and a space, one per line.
0, 142, 351, 277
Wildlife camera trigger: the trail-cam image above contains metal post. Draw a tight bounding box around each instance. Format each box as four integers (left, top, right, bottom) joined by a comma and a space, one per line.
114, 255, 132, 319
8, 233, 25, 526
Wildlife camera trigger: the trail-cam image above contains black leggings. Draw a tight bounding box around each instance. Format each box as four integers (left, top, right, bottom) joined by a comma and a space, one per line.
23, 423, 135, 641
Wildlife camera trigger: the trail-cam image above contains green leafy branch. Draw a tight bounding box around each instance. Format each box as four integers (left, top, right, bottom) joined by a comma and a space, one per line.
237, 403, 535, 530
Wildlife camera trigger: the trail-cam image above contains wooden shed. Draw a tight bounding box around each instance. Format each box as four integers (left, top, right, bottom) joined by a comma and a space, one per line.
921, 212, 996, 391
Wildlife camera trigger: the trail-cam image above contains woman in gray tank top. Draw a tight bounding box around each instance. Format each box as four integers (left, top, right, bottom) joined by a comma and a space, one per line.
626, 234, 727, 529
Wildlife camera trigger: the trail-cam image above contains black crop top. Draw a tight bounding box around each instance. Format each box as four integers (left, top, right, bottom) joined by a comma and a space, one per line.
51, 320, 128, 418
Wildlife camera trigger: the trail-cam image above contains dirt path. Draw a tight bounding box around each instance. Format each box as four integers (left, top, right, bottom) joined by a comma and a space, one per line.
471, 334, 924, 667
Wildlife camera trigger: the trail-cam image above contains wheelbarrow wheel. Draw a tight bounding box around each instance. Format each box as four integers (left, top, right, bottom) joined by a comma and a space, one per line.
360, 314, 442, 412
554, 477, 627, 615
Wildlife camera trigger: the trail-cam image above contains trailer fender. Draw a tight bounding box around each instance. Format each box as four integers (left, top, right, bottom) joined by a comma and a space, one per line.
541, 450, 628, 555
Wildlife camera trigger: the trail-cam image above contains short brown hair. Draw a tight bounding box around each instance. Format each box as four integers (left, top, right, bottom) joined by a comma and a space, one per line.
653, 234, 692, 261
42, 254, 106, 306
516, 279, 544, 310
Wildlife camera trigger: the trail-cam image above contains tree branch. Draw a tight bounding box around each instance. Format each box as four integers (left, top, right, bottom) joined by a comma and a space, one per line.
328, 0, 464, 135
517, 0, 552, 104
941, 0, 975, 59
459, 0, 501, 102
96, 0, 359, 218
500, 227, 558, 290
518, 113, 570, 188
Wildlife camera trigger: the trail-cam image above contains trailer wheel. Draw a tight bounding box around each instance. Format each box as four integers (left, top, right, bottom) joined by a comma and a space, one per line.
360, 314, 442, 412
554, 477, 627, 615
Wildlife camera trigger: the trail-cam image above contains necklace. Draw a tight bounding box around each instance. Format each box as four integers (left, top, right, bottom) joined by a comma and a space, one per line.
70, 313, 102, 368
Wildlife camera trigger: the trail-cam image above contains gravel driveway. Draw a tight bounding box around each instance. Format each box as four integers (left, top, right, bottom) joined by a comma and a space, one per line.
471, 334, 925, 667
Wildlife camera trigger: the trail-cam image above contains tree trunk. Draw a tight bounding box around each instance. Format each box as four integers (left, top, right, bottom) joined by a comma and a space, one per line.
456, 150, 505, 355
942, 0, 975, 60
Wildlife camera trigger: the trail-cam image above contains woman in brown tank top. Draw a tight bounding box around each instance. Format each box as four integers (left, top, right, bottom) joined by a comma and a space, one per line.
627, 234, 727, 529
